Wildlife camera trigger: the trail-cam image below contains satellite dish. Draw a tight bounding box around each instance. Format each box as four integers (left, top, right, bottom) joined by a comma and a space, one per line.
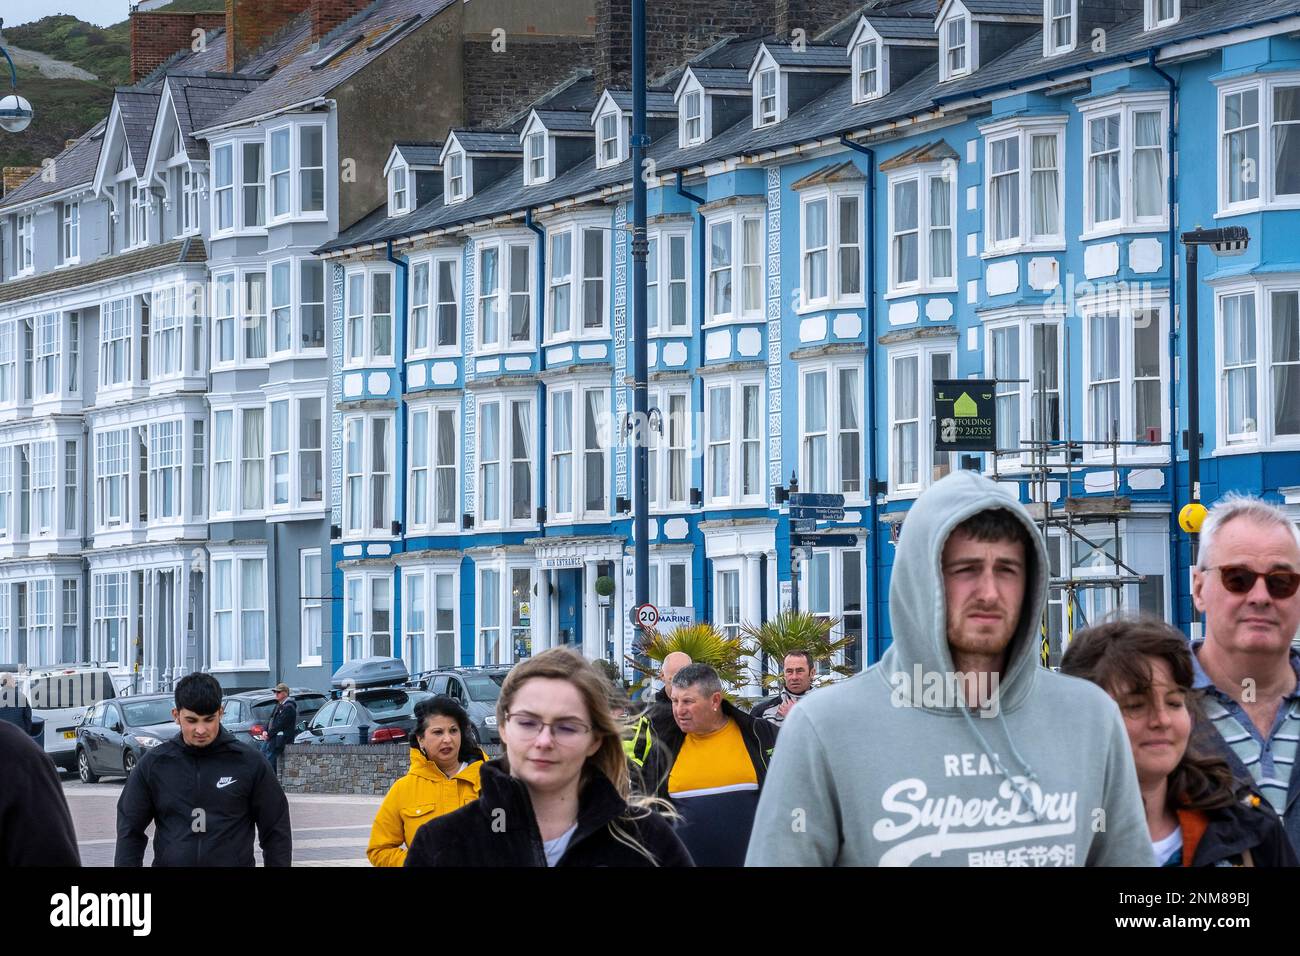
0, 93, 33, 133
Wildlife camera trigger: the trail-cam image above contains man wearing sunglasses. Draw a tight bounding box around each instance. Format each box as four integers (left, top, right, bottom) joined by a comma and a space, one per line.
1191, 492, 1300, 856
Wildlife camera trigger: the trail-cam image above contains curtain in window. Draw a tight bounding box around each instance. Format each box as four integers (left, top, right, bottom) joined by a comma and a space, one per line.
1090, 116, 1120, 223
1223, 295, 1257, 437
1030, 135, 1059, 237
241, 559, 264, 662
893, 182, 918, 284
1133, 112, 1164, 218
991, 138, 1019, 242
436, 412, 456, 523
928, 177, 952, 281
512, 401, 532, 519
1274, 86, 1300, 196
241, 409, 264, 511
481, 404, 500, 520
1272, 291, 1300, 435
805, 373, 827, 491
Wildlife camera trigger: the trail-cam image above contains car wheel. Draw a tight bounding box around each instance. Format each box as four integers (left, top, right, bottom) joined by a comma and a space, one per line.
123, 750, 137, 775
77, 748, 99, 784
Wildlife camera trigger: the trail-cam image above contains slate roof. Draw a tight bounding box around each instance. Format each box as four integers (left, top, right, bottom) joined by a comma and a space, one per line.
532, 109, 597, 134
192, 0, 455, 133
761, 42, 851, 69
686, 68, 752, 92
878, 138, 962, 171
957, 0, 1044, 15
864, 15, 944, 41
0, 238, 206, 305
167, 74, 267, 160
0, 120, 105, 210
118, 90, 163, 176
451, 131, 524, 154
394, 143, 444, 167
603, 90, 680, 114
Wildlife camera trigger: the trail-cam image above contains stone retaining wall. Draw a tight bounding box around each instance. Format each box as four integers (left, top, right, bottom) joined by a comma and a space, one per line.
280, 743, 412, 795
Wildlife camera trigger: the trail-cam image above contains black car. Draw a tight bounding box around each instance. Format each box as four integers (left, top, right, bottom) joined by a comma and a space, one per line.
293, 688, 434, 746
221, 688, 329, 748
74, 695, 180, 783
405, 666, 510, 754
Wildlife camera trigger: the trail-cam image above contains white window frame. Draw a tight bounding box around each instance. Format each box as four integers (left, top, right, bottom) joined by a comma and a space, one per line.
940, 11, 973, 82
445, 148, 467, 204
476, 392, 536, 531
799, 546, 866, 672
1212, 279, 1300, 452
209, 548, 269, 670
887, 340, 957, 498
544, 219, 608, 343
33, 313, 61, 402
147, 419, 183, 523
1079, 293, 1171, 463
1079, 94, 1169, 237
342, 412, 395, 538
401, 562, 460, 672
210, 137, 267, 236
754, 62, 780, 128
206, 404, 266, 519
1043, 0, 1077, 57
647, 554, 692, 610
15, 211, 34, 275
982, 117, 1067, 254
1217, 74, 1300, 215
343, 266, 396, 368
595, 109, 625, 169
647, 228, 692, 335
706, 207, 765, 324
647, 386, 691, 512
798, 360, 865, 502
388, 162, 409, 216
342, 569, 393, 663
852, 38, 885, 104
476, 234, 535, 352
266, 120, 326, 223
406, 400, 460, 533
524, 127, 550, 186
300, 549, 322, 666
60, 202, 80, 266
265, 392, 325, 514
885, 167, 955, 297
704, 374, 765, 507
982, 310, 1066, 470
181, 167, 201, 236
267, 255, 327, 358
799, 187, 865, 311
94, 428, 130, 530
474, 560, 532, 666
1145, 0, 1179, 30
547, 381, 611, 522
680, 85, 704, 147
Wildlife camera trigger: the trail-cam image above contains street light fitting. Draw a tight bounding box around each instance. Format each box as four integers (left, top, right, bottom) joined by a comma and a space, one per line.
0, 19, 35, 134
1181, 225, 1250, 258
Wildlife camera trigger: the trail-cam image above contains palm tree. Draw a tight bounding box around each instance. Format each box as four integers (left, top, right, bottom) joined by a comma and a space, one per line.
627, 622, 753, 691
741, 611, 855, 693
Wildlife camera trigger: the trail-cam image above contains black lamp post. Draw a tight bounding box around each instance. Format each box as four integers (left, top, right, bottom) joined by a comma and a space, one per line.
0, 20, 35, 134
1179, 224, 1250, 565
631, 0, 649, 614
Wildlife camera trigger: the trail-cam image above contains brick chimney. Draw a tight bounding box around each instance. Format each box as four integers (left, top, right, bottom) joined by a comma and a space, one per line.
226, 0, 313, 73
312, 0, 374, 43
2, 167, 41, 197
130, 10, 227, 83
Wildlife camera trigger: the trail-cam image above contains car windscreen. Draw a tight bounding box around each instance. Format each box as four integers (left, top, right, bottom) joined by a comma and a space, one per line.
250, 696, 327, 724
464, 675, 503, 703
359, 690, 429, 718
121, 699, 176, 728
27, 672, 117, 711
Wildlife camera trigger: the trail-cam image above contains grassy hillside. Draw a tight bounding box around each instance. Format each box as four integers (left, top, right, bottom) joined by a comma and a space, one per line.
5, 15, 131, 87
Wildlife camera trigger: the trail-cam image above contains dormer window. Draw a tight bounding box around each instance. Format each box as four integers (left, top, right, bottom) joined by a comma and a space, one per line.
389, 164, 409, 217
597, 112, 621, 167
942, 14, 970, 81
1045, 0, 1075, 56
756, 68, 778, 127
1146, 0, 1179, 29
855, 41, 880, 102
446, 151, 466, 203
683, 90, 703, 146
15, 212, 33, 274
526, 131, 547, 185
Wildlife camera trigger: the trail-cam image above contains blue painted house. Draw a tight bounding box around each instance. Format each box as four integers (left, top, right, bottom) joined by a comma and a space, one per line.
318, 0, 1300, 680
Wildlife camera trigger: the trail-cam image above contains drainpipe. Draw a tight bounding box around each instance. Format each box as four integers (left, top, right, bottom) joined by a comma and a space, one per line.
1149, 53, 1183, 635
839, 133, 880, 667
385, 239, 408, 658
524, 209, 547, 540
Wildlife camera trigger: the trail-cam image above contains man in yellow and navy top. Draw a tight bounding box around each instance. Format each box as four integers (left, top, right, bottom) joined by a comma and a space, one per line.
641, 663, 778, 866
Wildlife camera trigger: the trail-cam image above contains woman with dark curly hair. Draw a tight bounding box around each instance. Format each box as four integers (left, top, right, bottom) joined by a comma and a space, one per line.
1061, 617, 1296, 867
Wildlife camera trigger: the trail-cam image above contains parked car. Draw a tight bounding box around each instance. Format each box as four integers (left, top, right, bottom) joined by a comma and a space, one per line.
74, 694, 180, 783
221, 688, 329, 747
9, 664, 120, 770
293, 688, 434, 746
405, 666, 510, 755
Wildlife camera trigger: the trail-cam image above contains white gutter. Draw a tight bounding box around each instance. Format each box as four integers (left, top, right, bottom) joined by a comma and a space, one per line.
191, 96, 332, 140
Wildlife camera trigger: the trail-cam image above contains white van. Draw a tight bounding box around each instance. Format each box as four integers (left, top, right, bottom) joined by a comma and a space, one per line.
18, 667, 122, 770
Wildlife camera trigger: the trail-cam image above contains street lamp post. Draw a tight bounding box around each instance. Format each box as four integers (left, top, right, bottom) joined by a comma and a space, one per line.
0, 19, 36, 134
631, 0, 649, 614
1179, 225, 1250, 569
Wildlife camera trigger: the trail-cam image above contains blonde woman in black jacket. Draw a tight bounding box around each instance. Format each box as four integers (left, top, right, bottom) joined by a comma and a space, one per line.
406, 648, 692, 867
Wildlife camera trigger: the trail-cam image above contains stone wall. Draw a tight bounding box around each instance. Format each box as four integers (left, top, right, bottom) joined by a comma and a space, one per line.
462, 36, 599, 129
280, 743, 412, 795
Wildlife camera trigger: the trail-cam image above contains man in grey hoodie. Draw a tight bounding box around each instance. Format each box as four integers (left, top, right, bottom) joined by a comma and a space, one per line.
746, 470, 1154, 866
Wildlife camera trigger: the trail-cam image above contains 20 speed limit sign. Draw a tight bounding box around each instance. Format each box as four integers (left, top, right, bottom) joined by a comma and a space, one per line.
634, 603, 659, 629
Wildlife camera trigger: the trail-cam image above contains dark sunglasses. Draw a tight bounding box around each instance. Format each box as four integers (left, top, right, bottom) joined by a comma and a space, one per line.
1206, 565, 1300, 599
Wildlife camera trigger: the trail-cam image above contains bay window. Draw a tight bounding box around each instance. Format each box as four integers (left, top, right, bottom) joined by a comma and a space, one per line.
800, 363, 863, 498
34, 313, 60, 400
648, 230, 690, 333
212, 273, 235, 366
800, 189, 862, 308
148, 421, 182, 520
889, 342, 955, 495
986, 315, 1063, 466
267, 123, 325, 220
402, 564, 459, 671
152, 284, 182, 378
545, 222, 606, 340
32, 442, 54, 536
95, 429, 129, 529
1216, 283, 1300, 447
271, 261, 292, 354
0, 447, 8, 539
984, 120, 1065, 252
242, 141, 265, 228
1081, 96, 1168, 232
101, 299, 133, 388
705, 376, 763, 506
343, 413, 394, 536
265, 257, 326, 355
550, 385, 609, 519
1219, 77, 1300, 211
408, 403, 458, 531
1081, 298, 1169, 459
211, 410, 233, 515
208, 406, 266, 517
647, 388, 690, 511
478, 239, 533, 349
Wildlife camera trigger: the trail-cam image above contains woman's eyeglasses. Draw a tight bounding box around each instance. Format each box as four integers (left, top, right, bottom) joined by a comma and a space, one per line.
1205, 565, 1300, 600
504, 712, 592, 743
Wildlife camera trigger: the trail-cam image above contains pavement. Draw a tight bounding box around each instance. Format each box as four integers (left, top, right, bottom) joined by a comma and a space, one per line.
60, 773, 384, 867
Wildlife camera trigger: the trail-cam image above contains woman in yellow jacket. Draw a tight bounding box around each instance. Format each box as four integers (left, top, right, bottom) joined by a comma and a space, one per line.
367, 696, 486, 866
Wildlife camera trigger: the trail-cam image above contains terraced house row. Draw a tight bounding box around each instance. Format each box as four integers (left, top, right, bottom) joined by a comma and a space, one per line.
2, 0, 1299, 693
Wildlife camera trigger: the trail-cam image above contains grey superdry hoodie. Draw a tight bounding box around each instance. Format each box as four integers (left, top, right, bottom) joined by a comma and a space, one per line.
746, 470, 1154, 866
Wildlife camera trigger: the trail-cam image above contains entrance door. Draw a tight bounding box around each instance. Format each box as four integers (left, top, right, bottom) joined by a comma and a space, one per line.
554, 569, 582, 649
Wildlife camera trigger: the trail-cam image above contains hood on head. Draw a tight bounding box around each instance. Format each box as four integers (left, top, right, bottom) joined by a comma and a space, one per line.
881, 469, 1048, 714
